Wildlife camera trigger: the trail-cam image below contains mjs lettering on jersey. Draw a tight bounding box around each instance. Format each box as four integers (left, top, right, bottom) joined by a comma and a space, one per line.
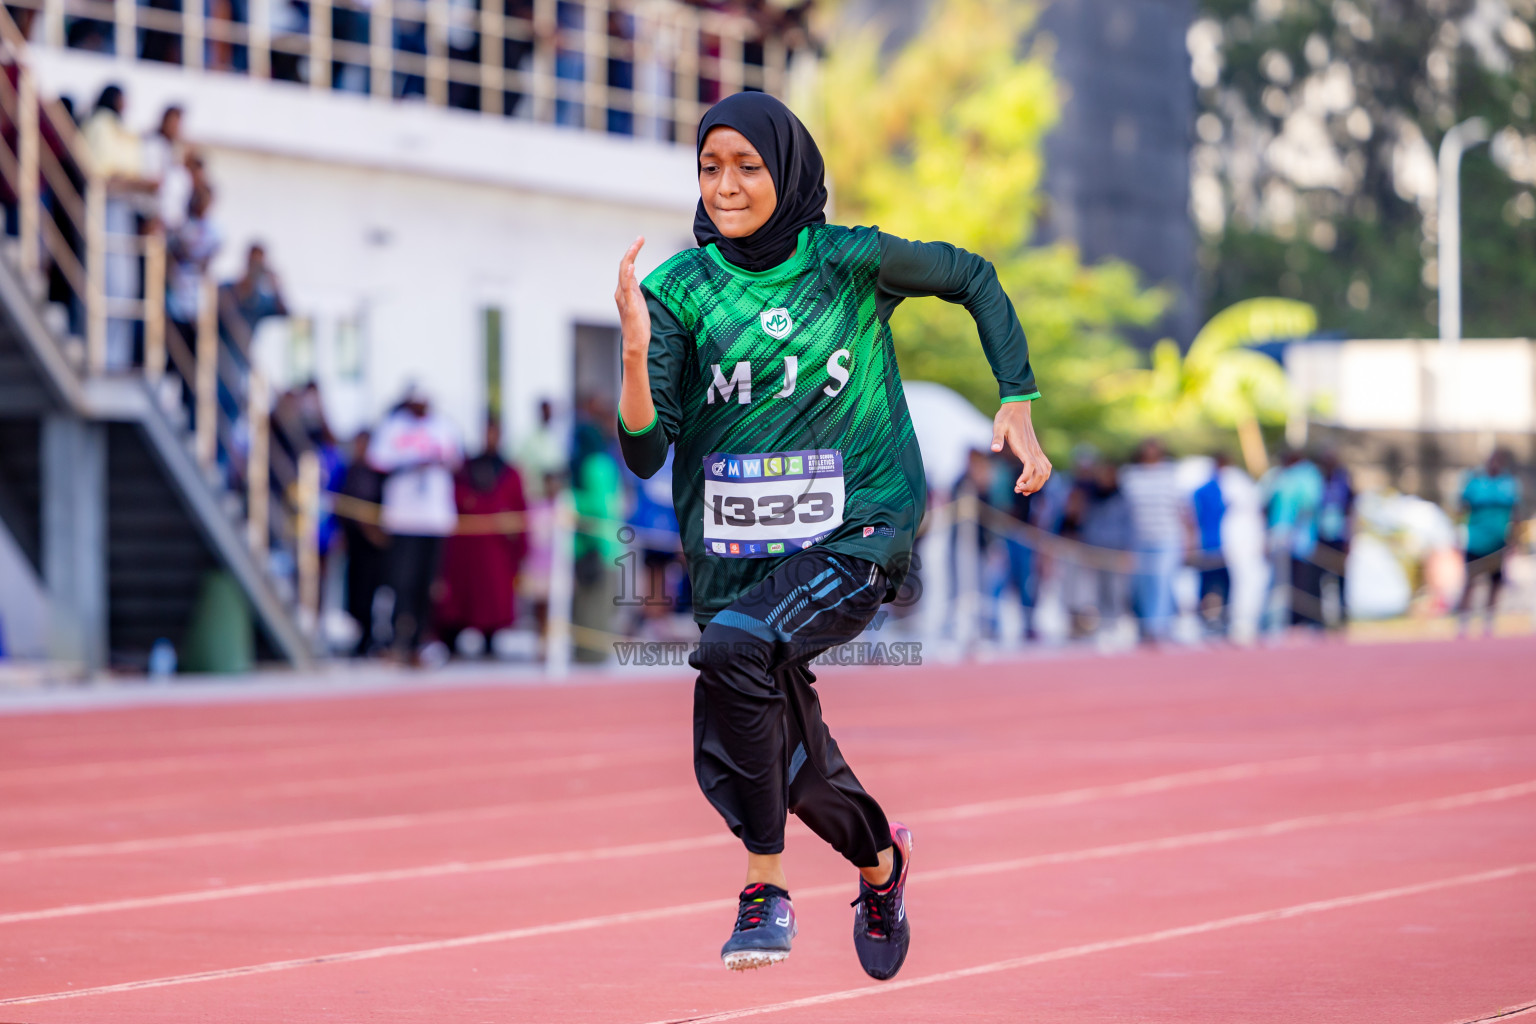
705, 349, 852, 406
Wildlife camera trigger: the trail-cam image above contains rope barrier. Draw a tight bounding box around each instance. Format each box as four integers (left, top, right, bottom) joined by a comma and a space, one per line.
326, 489, 1518, 579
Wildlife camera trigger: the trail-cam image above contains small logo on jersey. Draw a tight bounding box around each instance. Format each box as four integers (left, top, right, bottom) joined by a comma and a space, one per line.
801, 540, 813, 549
729, 543, 741, 555
743, 459, 762, 478
747, 543, 762, 554
760, 308, 793, 340
765, 457, 783, 476
863, 526, 876, 538
767, 542, 785, 554
726, 460, 741, 478
711, 459, 726, 476
787, 456, 804, 474
711, 542, 727, 554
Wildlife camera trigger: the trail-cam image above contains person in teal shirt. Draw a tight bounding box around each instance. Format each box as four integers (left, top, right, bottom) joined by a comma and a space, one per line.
1456, 449, 1522, 637
1268, 450, 1325, 628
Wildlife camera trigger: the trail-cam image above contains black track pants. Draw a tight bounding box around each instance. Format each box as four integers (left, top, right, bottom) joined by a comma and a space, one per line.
689, 548, 892, 868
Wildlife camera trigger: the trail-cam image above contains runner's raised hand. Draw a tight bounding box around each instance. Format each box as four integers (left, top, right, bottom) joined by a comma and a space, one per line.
615, 236, 651, 363
991, 401, 1053, 495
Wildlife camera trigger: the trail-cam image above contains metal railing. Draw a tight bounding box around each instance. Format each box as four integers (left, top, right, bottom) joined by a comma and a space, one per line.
0, 4, 323, 643
8, 0, 796, 143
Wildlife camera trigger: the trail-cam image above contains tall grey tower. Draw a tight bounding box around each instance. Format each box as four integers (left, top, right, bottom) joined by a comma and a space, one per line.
841, 0, 1200, 346
1037, 0, 1199, 345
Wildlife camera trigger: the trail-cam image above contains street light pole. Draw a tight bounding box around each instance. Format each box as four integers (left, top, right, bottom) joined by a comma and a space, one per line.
1437, 117, 1489, 347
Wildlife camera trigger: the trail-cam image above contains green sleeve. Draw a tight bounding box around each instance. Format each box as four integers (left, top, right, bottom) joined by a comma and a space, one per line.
875, 232, 1040, 402
617, 293, 691, 479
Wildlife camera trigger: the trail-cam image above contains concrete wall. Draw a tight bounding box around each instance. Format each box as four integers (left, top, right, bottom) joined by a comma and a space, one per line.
30, 47, 701, 446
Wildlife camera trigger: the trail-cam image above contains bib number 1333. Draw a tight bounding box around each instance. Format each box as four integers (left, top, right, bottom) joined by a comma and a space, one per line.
701, 449, 845, 558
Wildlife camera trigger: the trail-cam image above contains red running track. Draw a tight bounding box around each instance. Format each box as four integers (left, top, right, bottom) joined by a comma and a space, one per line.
1, 638, 1534, 1023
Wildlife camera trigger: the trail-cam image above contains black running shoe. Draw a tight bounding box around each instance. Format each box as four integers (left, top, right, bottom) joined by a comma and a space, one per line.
720, 883, 796, 971
851, 822, 912, 980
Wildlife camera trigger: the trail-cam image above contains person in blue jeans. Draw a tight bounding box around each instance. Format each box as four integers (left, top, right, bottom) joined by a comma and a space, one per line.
1456, 449, 1522, 637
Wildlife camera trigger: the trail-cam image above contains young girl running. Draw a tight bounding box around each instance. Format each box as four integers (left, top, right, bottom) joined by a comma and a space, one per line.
614, 92, 1051, 979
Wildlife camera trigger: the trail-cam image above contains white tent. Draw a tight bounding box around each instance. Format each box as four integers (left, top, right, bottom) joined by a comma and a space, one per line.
902, 380, 996, 494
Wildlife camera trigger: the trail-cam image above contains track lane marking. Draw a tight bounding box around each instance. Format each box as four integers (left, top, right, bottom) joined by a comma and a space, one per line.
3, 777, 1531, 926
1443, 1002, 1536, 1024
0, 785, 697, 865
0, 748, 679, 823
4, 860, 1531, 1010
635, 864, 1536, 1024
0, 736, 1511, 864
0, 725, 669, 787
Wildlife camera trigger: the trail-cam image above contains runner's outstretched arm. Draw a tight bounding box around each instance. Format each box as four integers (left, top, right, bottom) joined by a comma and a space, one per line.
874, 233, 1052, 495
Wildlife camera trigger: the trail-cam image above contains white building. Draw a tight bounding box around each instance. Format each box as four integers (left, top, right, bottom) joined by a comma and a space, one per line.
25, 0, 800, 444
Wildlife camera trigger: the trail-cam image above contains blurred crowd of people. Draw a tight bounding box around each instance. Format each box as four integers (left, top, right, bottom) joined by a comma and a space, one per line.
308, 391, 1527, 666
294, 386, 672, 667
952, 440, 1526, 648
76, 82, 293, 483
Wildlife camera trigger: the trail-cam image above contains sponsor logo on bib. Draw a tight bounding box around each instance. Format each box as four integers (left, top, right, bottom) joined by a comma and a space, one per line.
760, 308, 793, 340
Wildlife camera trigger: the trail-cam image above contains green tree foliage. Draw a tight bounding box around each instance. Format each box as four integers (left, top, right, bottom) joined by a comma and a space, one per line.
1191, 0, 1536, 338
806, 0, 1166, 458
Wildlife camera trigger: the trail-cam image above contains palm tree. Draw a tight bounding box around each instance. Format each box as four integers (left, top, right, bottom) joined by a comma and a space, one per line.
1099, 298, 1316, 473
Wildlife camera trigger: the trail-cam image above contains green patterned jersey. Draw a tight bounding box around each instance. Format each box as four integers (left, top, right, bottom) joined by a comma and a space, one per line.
619, 223, 1038, 623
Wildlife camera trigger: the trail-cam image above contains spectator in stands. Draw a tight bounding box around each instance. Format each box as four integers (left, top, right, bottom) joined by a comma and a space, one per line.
435, 417, 529, 654
220, 242, 289, 356
1456, 448, 1523, 638
1191, 452, 1230, 637
338, 429, 389, 656
1316, 449, 1354, 632
1268, 449, 1325, 630
82, 84, 153, 369
142, 106, 192, 230
1119, 439, 1188, 644
368, 385, 464, 664
166, 183, 222, 339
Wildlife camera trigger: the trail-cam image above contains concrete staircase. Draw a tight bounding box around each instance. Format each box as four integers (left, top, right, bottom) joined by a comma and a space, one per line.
0, 250, 311, 672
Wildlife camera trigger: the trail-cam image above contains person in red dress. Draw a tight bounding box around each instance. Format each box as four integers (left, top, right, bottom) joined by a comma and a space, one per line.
434, 417, 529, 652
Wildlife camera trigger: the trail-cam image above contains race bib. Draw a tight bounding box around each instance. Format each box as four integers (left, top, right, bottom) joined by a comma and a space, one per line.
702, 449, 845, 558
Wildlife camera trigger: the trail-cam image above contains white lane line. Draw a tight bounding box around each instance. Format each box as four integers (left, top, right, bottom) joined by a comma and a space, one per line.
0, 748, 677, 823
0, 833, 738, 925
4, 859, 1530, 1010
0, 735, 1510, 865
0, 725, 659, 787
0, 785, 697, 865
4, 776, 1530, 926
910, 738, 1523, 825
634, 864, 1536, 1024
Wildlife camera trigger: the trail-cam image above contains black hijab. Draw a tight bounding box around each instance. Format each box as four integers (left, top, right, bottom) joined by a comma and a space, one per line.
693, 92, 828, 272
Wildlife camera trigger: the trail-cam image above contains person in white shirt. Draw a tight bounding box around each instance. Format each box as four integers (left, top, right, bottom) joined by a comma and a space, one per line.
367, 386, 464, 662
142, 105, 192, 231
1118, 439, 1191, 644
